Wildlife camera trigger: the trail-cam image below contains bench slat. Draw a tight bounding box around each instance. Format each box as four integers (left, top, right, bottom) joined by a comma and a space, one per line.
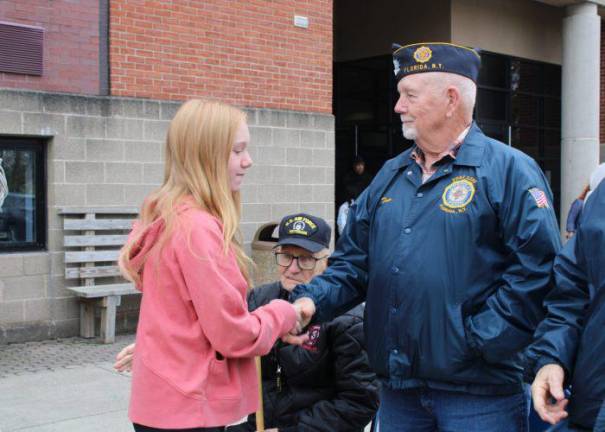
64, 234, 129, 247
65, 265, 122, 280
64, 219, 134, 231
67, 283, 138, 298
65, 250, 121, 263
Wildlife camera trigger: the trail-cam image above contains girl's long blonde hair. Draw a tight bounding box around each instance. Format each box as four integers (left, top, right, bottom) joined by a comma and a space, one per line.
119, 99, 252, 286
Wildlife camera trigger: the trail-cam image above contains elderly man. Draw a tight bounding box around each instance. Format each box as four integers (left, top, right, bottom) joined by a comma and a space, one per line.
526, 180, 605, 432
288, 43, 561, 431
116, 213, 379, 432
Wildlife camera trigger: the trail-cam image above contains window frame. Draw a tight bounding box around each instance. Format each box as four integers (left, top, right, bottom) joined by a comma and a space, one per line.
0, 136, 47, 253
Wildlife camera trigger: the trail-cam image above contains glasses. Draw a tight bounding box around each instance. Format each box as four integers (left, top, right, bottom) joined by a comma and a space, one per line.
274, 252, 328, 270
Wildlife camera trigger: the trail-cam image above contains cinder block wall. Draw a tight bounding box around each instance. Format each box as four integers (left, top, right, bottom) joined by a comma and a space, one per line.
0, 89, 334, 343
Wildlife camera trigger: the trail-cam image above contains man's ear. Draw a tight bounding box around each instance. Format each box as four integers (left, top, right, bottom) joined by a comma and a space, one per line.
445, 86, 460, 118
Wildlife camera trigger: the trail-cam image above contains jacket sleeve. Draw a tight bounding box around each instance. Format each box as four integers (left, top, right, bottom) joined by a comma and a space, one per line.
465, 157, 562, 363
524, 209, 591, 380
175, 216, 297, 358
290, 318, 379, 432
291, 188, 372, 322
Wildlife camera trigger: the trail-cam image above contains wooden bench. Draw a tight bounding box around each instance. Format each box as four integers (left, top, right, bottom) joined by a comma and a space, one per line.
59, 207, 139, 343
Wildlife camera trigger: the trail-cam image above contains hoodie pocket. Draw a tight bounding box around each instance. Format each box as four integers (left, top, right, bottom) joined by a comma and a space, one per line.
206, 355, 242, 401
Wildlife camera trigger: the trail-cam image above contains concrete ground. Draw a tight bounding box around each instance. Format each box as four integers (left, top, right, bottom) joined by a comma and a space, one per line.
0, 335, 135, 432
0, 335, 373, 432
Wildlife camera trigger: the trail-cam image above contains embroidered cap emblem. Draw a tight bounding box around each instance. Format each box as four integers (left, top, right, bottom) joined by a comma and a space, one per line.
413, 46, 432, 64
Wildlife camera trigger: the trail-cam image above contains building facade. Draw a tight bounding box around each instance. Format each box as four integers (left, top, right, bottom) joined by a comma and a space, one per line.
0, 0, 603, 343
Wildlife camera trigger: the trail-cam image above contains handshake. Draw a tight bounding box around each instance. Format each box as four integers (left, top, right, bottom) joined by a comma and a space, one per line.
283, 297, 317, 345
114, 297, 317, 373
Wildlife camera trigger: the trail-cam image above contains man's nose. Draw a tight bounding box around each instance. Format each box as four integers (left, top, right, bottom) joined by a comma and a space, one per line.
394, 96, 406, 114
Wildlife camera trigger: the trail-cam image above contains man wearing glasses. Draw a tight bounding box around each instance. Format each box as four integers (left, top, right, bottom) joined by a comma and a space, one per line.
115, 212, 379, 432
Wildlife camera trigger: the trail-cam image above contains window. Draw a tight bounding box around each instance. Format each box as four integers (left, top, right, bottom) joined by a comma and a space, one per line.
0, 137, 46, 252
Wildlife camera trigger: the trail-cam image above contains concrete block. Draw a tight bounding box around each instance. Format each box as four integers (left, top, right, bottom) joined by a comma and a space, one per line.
258, 146, 285, 164
86, 139, 124, 162
286, 148, 314, 166
105, 162, 143, 184
270, 203, 301, 221
246, 164, 274, 185
250, 126, 273, 147
0, 254, 24, 277
240, 222, 261, 243
42, 93, 87, 114
0, 89, 42, 112
50, 297, 80, 320
49, 252, 65, 277
0, 110, 22, 134
273, 128, 300, 148
46, 229, 63, 255
326, 167, 335, 185
54, 183, 86, 207
124, 140, 163, 162
312, 185, 334, 203
143, 120, 169, 141
273, 166, 299, 184
120, 99, 147, 118
3, 275, 46, 301
286, 112, 312, 129
66, 116, 105, 138
240, 184, 258, 204
123, 184, 155, 206
143, 163, 164, 184
160, 101, 181, 120
143, 101, 161, 119
242, 203, 272, 223
47, 275, 74, 298
313, 114, 335, 131
51, 137, 86, 161
300, 167, 327, 184
257, 109, 286, 127
300, 203, 329, 220
0, 301, 24, 324
84, 97, 110, 117
106, 118, 144, 140
301, 130, 326, 148
326, 131, 335, 149
261, 184, 287, 203
243, 108, 258, 126
23, 112, 65, 136
86, 184, 125, 205
51, 161, 65, 183
23, 253, 51, 276
312, 149, 335, 167
65, 161, 104, 183
24, 298, 51, 321
285, 185, 314, 202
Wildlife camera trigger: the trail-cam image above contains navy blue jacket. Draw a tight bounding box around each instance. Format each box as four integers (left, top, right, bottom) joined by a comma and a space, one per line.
526, 181, 605, 430
293, 123, 561, 395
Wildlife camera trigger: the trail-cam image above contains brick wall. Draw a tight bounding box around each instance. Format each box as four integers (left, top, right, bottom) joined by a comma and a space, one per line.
0, 89, 334, 343
110, 0, 333, 113
0, 0, 100, 95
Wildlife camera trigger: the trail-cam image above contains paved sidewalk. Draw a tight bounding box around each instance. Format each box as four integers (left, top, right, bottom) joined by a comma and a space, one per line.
0, 335, 135, 432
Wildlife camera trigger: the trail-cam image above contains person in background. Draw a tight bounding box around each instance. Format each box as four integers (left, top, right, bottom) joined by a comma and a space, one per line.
118, 99, 304, 432
564, 184, 589, 239
116, 212, 379, 432
342, 156, 372, 204
584, 162, 605, 204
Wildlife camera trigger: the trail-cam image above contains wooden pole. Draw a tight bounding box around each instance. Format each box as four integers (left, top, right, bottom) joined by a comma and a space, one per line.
255, 356, 265, 431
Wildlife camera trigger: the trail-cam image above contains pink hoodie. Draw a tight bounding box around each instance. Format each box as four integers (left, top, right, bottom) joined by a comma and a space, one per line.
128, 200, 297, 428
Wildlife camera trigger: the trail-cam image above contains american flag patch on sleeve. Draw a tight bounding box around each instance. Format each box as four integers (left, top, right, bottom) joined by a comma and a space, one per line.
529, 188, 549, 208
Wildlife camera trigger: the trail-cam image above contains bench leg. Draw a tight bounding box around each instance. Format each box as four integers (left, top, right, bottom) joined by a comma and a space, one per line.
100, 295, 121, 344
80, 300, 96, 338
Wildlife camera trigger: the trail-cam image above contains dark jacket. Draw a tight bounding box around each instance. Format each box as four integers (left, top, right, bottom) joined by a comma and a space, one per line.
525, 181, 605, 430
293, 123, 561, 395
228, 282, 379, 432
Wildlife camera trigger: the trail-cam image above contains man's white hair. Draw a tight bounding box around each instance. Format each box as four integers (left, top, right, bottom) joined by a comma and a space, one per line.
425, 72, 477, 116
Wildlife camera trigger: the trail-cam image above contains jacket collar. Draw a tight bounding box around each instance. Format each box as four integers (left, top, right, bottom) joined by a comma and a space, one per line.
391, 122, 486, 171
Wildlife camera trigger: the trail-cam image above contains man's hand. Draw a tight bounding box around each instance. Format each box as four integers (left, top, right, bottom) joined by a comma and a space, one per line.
282, 297, 316, 345
531, 363, 569, 425
114, 343, 136, 372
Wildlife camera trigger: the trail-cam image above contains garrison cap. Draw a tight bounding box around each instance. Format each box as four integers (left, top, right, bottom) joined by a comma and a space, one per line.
392, 42, 481, 83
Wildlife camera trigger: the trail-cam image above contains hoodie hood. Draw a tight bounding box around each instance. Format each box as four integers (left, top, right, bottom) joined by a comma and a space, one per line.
126, 218, 165, 292
586, 163, 605, 205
